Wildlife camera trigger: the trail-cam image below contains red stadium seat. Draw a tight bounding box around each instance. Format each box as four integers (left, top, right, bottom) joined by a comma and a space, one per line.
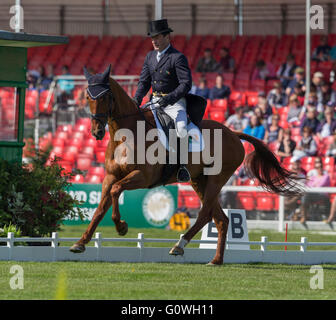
85, 174, 102, 184
80, 146, 95, 157
209, 110, 225, 123
237, 194, 255, 211
184, 195, 200, 209
83, 138, 98, 150
57, 161, 73, 174
70, 174, 85, 183
76, 157, 92, 171
256, 194, 274, 211
57, 124, 73, 135
88, 166, 105, 179
52, 137, 66, 148
52, 146, 64, 157
212, 99, 228, 110
96, 151, 105, 164
96, 139, 109, 152
55, 131, 68, 140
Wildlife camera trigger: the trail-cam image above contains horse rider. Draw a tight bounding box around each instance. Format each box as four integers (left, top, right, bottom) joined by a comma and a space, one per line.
133, 18, 192, 183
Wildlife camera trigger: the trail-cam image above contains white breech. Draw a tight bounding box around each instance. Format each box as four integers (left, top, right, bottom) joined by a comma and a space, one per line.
153, 97, 188, 139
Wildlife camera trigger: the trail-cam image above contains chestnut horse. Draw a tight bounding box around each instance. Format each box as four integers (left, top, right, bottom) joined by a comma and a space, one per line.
70, 66, 301, 265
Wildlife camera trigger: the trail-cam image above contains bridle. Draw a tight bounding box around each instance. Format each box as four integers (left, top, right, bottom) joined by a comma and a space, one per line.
87, 85, 157, 128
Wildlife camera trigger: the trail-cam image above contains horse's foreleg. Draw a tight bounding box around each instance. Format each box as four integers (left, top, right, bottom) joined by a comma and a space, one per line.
70, 174, 116, 253
110, 170, 146, 235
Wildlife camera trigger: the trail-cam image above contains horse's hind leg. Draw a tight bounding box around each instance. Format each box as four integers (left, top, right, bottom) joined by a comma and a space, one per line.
169, 174, 222, 255
70, 174, 116, 253
169, 171, 232, 265
209, 201, 229, 265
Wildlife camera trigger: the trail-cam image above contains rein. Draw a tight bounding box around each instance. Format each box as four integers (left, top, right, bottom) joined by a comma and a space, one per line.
88, 87, 157, 128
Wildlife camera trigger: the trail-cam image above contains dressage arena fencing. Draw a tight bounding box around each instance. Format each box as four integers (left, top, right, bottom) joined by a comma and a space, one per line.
1, 232, 336, 265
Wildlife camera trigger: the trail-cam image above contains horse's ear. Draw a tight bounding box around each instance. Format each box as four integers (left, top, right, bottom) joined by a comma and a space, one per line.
102, 64, 111, 83
83, 66, 91, 80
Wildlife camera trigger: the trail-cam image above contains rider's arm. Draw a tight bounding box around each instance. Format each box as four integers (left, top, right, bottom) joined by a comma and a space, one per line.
134, 53, 152, 107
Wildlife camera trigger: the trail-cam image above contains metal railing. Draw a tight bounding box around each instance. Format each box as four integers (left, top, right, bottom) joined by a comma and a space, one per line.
179, 184, 336, 232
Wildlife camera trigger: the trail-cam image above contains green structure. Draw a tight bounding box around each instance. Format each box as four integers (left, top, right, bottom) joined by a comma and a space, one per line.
64, 184, 178, 228
0, 31, 68, 163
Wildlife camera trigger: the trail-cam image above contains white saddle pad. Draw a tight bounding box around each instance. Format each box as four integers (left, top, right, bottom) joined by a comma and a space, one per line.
150, 103, 205, 153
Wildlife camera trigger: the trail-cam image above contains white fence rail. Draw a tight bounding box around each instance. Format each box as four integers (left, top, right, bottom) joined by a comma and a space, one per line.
1, 232, 336, 265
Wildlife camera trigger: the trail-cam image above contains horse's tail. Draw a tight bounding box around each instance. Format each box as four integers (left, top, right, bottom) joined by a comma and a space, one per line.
235, 132, 304, 196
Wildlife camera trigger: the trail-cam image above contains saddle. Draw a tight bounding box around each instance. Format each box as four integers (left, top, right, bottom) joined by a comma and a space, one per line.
148, 94, 206, 188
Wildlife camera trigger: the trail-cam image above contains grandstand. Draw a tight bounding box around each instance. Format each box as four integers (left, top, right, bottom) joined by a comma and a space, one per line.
1, 0, 336, 222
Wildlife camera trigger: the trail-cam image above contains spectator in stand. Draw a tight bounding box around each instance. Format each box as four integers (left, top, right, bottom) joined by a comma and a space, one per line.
311, 71, 324, 98
209, 74, 231, 100
292, 126, 317, 161
39, 64, 55, 91
300, 157, 331, 224
286, 67, 306, 97
287, 94, 303, 124
243, 114, 265, 140
251, 59, 276, 81
27, 71, 38, 90
285, 159, 306, 220
195, 48, 219, 73
312, 35, 331, 62
318, 81, 336, 108
267, 81, 288, 110
276, 128, 297, 160
253, 92, 272, 124
299, 91, 319, 119
264, 114, 283, 144
225, 106, 249, 131
218, 47, 235, 73
317, 101, 336, 122
253, 107, 266, 126
316, 108, 336, 139
330, 44, 336, 61
276, 54, 297, 88
292, 82, 305, 105
300, 106, 320, 135
326, 128, 336, 158
56, 65, 75, 106
195, 77, 210, 100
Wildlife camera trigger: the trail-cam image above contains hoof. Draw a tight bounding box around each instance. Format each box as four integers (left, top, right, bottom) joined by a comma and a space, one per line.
69, 243, 85, 253
169, 245, 184, 256
117, 221, 128, 236
206, 261, 222, 266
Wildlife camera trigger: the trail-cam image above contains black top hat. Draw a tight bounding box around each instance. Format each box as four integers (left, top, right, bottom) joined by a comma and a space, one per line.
147, 19, 173, 37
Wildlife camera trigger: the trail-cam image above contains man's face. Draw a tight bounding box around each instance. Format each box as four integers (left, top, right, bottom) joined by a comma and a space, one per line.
313, 76, 323, 85
307, 109, 316, 119
204, 50, 211, 59
215, 76, 222, 87
220, 49, 228, 57
151, 33, 170, 51
296, 73, 304, 81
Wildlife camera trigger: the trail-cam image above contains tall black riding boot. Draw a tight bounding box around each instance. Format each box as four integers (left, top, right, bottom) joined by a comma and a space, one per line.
176, 137, 191, 182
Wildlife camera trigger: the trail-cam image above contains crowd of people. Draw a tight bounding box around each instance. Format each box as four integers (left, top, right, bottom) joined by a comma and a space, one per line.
27, 64, 76, 108
201, 36, 336, 225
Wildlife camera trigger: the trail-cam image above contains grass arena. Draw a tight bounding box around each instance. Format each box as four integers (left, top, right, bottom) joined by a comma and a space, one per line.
1, 0, 336, 302
1, 226, 336, 299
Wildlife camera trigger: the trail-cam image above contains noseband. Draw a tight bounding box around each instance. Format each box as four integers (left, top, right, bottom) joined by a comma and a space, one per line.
87, 84, 114, 127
